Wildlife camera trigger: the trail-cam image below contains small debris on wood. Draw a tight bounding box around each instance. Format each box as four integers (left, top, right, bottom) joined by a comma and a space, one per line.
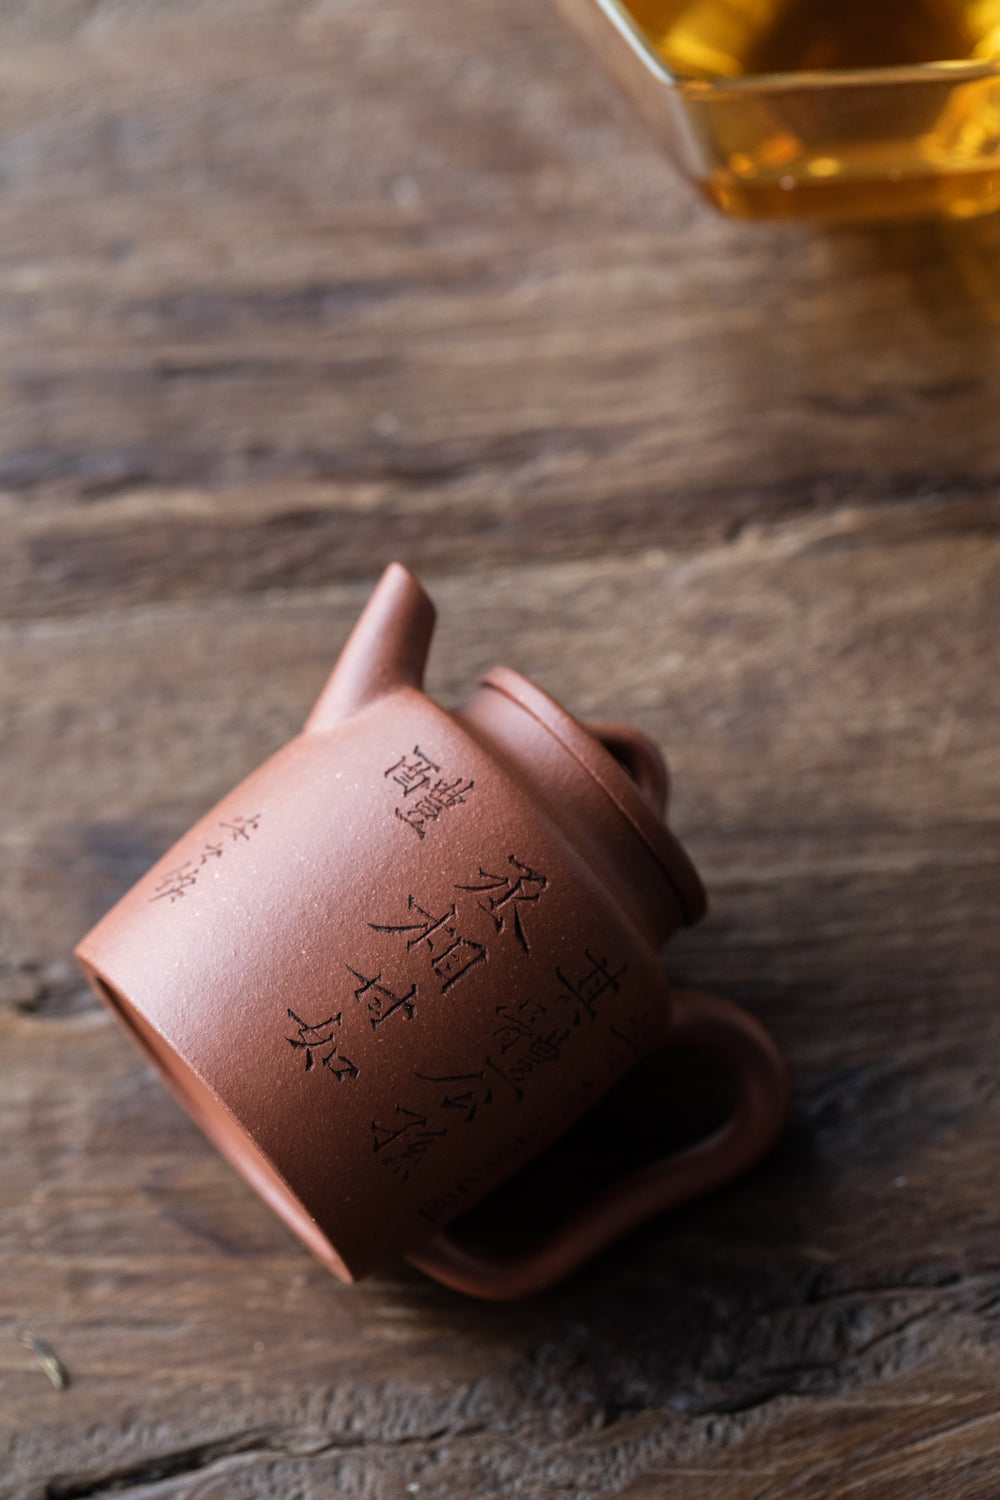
20, 1333, 70, 1390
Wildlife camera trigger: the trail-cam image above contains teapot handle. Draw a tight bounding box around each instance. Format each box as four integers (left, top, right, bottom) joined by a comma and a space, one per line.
585, 720, 669, 815
405, 987, 789, 1300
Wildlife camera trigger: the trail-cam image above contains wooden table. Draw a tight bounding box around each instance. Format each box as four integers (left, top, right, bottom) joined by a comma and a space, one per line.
3, 3, 1000, 1495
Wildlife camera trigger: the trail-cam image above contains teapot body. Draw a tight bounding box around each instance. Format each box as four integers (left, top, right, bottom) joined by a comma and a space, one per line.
77, 682, 686, 1280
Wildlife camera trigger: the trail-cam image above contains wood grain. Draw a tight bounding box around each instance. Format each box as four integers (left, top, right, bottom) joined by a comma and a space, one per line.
3, 1, 1000, 1497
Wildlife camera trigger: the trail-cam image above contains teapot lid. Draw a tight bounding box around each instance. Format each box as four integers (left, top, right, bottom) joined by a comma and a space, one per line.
475, 666, 707, 926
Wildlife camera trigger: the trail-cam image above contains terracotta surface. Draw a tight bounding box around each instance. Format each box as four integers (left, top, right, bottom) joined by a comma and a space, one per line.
75, 564, 788, 1297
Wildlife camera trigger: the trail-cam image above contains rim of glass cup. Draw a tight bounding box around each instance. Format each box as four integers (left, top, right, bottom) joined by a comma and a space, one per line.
592, 0, 1000, 93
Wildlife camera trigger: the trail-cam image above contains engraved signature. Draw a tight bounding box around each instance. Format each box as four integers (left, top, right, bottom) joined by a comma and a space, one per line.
150, 813, 261, 904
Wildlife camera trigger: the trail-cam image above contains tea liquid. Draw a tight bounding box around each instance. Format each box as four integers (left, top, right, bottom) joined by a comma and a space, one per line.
622, 0, 1000, 218
626, 0, 998, 79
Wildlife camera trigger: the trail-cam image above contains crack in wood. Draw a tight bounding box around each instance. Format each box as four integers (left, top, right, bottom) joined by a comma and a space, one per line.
44, 1431, 276, 1500
43, 1421, 491, 1499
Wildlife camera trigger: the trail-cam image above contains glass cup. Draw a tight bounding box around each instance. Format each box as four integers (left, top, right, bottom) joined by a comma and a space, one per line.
550, 0, 1000, 220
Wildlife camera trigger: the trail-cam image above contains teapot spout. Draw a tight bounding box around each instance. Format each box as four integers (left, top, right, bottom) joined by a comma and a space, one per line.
304, 563, 437, 733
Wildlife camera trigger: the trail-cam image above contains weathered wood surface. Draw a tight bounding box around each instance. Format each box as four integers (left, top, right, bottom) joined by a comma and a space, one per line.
2, 2, 1000, 1497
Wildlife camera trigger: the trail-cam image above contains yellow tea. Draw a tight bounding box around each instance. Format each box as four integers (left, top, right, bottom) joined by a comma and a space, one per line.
626, 0, 995, 78
617, 0, 1000, 219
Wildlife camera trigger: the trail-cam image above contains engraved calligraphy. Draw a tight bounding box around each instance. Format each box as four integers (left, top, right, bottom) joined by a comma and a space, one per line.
384, 745, 440, 798
371, 1106, 447, 1182
555, 949, 627, 1023
414, 1069, 494, 1125
395, 777, 474, 839
219, 814, 261, 842
383, 745, 474, 838
348, 966, 418, 1030
150, 863, 199, 904
370, 947, 630, 1185
150, 813, 262, 903
456, 855, 549, 956
278, 819, 632, 1202
286, 1010, 359, 1080
370, 896, 486, 993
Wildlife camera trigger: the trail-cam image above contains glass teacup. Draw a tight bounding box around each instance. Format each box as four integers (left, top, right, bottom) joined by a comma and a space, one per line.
551, 0, 1000, 220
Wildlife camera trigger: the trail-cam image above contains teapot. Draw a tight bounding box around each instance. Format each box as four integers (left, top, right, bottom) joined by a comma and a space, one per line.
75, 563, 788, 1299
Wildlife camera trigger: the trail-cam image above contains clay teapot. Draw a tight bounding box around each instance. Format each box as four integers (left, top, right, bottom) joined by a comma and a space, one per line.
75, 563, 788, 1299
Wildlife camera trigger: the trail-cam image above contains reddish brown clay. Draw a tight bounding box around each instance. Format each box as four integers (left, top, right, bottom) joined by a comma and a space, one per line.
75, 563, 789, 1299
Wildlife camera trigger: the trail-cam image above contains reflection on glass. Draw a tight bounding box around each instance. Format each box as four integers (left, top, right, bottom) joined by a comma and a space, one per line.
554, 0, 1000, 219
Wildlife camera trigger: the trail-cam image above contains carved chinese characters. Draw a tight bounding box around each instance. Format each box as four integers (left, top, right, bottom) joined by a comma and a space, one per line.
286, 1010, 359, 1080
150, 813, 261, 904
384, 744, 474, 838
371, 897, 486, 994
371, 948, 629, 1185
285, 843, 630, 1203
457, 856, 548, 956
284, 838, 630, 1201
348, 968, 418, 1030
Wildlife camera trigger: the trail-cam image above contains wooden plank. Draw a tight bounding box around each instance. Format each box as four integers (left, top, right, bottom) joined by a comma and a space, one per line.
1, 1, 1000, 618
4, 0, 1000, 1493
